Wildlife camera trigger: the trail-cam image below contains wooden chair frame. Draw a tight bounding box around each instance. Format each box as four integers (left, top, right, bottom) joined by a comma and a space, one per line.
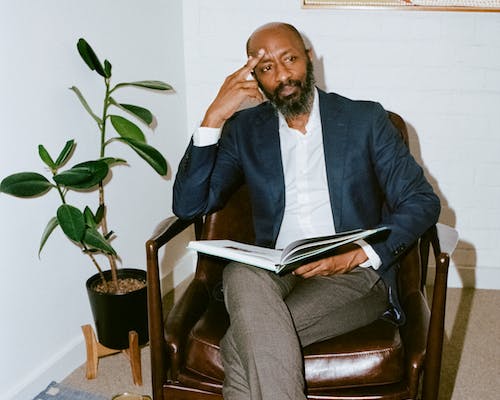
146, 112, 450, 400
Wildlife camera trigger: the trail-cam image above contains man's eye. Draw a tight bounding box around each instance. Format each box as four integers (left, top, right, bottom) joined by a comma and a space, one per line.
285, 56, 297, 63
261, 65, 272, 73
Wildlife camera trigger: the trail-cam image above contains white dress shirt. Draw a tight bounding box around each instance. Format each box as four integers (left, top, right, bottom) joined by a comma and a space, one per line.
192, 89, 381, 269
274, 89, 335, 248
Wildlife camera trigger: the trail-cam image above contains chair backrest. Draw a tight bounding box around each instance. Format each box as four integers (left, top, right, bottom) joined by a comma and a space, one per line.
388, 111, 408, 146
196, 185, 255, 285
381, 112, 424, 300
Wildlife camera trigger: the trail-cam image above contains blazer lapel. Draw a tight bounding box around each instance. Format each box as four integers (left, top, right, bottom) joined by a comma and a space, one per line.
254, 105, 285, 240
252, 93, 350, 240
318, 90, 349, 231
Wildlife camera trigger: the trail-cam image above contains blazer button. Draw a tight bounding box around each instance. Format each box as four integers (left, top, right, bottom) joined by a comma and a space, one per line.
393, 244, 405, 256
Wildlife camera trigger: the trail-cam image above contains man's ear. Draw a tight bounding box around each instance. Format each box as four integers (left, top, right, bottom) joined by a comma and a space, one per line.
306, 48, 313, 62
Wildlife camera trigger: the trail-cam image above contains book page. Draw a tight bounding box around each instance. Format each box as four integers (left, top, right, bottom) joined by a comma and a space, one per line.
281, 227, 388, 264
281, 229, 364, 260
188, 240, 282, 271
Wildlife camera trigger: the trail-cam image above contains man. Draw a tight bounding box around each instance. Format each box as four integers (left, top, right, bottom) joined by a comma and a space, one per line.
173, 22, 440, 400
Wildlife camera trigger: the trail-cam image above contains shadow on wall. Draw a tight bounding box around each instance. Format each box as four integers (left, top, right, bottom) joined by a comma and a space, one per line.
154, 222, 196, 317
405, 121, 475, 284
406, 121, 477, 400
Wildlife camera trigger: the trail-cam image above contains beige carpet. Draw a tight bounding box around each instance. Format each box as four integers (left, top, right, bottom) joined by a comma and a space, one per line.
62, 287, 500, 399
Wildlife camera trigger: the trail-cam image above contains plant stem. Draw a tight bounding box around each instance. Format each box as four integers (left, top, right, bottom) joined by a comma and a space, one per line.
96, 76, 119, 291
98, 182, 119, 291
87, 250, 109, 292
55, 184, 66, 204
100, 78, 110, 158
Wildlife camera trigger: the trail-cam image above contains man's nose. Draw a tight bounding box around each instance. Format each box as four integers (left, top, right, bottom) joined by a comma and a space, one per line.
275, 62, 292, 83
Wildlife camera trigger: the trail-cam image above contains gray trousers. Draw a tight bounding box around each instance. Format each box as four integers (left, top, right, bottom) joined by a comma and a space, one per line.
220, 262, 389, 400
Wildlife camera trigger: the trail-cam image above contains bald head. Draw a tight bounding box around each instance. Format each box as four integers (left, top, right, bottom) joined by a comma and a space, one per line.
244, 22, 315, 120
246, 22, 308, 57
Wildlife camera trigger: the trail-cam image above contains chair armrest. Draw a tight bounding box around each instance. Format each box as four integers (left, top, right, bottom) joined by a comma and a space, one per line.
400, 290, 430, 396
146, 215, 202, 400
422, 252, 450, 400
165, 278, 211, 380
148, 215, 203, 247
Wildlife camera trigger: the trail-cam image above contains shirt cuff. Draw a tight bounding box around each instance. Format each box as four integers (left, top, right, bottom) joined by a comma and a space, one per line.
355, 239, 382, 270
193, 126, 222, 147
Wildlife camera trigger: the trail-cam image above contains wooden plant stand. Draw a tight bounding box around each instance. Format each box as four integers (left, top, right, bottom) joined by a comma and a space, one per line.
81, 324, 142, 385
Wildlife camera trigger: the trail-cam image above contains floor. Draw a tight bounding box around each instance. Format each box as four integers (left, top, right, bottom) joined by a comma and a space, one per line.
62, 287, 500, 399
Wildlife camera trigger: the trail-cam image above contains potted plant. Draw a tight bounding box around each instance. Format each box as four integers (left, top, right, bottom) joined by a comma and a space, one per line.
0, 38, 172, 349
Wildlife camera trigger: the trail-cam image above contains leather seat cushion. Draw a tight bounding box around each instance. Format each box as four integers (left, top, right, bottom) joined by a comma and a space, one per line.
183, 300, 404, 389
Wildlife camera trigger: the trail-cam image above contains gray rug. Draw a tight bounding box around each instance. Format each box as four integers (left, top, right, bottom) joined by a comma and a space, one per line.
33, 381, 107, 400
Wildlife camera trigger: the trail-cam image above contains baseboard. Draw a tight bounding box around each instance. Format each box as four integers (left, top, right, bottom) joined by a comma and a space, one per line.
4, 256, 197, 400
3, 335, 86, 400
6, 258, 496, 400
426, 263, 500, 289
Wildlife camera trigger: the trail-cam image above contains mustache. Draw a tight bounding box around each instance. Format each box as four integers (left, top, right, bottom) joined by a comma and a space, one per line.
275, 80, 302, 97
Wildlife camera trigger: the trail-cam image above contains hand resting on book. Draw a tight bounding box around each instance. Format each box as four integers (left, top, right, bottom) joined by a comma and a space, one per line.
187, 227, 389, 275
293, 243, 368, 279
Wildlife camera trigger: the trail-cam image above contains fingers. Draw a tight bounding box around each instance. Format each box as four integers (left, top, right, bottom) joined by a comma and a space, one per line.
230, 48, 265, 81
245, 48, 265, 72
293, 260, 327, 279
293, 252, 360, 279
201, 49, 265, 128
201, 79, 263, 127
235, 80, 263, 99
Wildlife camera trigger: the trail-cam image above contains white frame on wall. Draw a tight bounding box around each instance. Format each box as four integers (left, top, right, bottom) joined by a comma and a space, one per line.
302, 0, 500, 12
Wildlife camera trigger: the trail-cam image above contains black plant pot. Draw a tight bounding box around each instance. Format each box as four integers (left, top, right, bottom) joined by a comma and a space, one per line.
86, 268, 148, 350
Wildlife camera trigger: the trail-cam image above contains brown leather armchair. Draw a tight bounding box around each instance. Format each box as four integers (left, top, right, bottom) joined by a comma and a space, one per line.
146, 112, 450, 400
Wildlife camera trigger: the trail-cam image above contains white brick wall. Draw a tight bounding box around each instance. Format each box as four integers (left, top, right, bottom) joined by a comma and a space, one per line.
182, 1, 500, 288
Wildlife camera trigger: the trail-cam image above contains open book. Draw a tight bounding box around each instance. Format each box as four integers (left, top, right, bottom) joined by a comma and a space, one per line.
188, 226, 389, 275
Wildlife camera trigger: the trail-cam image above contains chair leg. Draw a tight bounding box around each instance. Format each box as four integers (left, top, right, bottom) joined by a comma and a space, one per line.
422, 253, 450, 400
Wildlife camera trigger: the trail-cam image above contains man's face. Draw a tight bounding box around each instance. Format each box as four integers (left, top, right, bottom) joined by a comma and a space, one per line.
248, 27, 315, 118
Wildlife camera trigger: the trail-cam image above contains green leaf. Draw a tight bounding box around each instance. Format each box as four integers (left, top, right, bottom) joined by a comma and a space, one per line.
38, 216, 59, 257
70, 86, 102, 125
82, 204, 105, 228
94, 204, 105, 224
53, 160, 109, 189
121, 104, 154, 125
38, 145, 56, 169
109, 98, 154, 126
116, 138, 168, 176
84, 206, 97, 228
53, 166, 91, 186
100, 157, 127, 166
0, 172, 52, 197
55, 139, 76, 167
57, 204, 85, 242
77, 38, 107, 78
113, 80, 173, 91
83, 227, 116, 255
110, 115, 146, 142
104, 59, 112, 78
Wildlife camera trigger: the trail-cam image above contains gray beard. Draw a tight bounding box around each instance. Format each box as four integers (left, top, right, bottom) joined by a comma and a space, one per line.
260, 60, 315, 119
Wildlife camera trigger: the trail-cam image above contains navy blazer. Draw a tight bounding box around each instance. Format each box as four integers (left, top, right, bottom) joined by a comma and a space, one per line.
173, 89, 440, 322
174, 89, 440, 269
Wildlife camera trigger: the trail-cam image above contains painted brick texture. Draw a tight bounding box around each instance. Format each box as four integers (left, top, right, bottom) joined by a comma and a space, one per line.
182, 1, 500, 287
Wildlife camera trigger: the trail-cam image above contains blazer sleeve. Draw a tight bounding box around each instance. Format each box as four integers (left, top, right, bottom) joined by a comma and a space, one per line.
172, 120, 244, 220
366, 104, 441, 271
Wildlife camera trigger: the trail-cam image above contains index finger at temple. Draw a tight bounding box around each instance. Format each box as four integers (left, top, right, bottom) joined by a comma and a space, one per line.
243, 49, 265, 74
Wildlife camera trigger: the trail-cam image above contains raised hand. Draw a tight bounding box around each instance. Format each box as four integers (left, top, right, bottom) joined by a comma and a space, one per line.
201, 49, 265, 128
